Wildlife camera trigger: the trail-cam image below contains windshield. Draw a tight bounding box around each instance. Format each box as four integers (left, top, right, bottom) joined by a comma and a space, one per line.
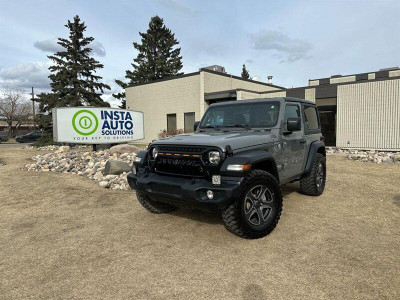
199, 101, 280, 129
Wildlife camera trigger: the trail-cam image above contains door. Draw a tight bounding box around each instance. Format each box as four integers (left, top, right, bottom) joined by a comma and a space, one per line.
282, 103, 307, 179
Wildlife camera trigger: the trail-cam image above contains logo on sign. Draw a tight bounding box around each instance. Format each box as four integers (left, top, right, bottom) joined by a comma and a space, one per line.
72, 110, 99, 136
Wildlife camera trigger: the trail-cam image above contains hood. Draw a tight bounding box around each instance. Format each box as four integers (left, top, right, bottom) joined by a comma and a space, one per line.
152, 130, 278, 151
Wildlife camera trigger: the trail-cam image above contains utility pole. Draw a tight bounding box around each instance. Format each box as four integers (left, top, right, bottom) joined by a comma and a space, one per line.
31, 87, 36, 130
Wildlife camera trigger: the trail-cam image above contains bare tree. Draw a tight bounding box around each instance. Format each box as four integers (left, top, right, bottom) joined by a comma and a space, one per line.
0, 87, 32, 137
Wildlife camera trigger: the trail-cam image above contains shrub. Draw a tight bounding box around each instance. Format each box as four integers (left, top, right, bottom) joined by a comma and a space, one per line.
32, 132, 58, 147
158, 129, 184, 139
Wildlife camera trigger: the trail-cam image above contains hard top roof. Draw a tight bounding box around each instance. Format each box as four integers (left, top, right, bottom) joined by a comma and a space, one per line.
210, 97, 316, 107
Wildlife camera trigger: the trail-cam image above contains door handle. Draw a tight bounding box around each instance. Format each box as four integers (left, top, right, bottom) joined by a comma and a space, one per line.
299, 139, 306, 144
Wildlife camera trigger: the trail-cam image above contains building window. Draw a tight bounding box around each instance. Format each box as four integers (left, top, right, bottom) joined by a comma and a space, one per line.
184, 112, 195, 133
304, 106, 319, 130
167, 114, 177, 134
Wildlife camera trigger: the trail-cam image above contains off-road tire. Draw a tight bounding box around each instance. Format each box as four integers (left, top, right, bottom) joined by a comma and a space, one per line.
221, 170, 283, 239
300, 153, 326, 196
136, 191, 177, 214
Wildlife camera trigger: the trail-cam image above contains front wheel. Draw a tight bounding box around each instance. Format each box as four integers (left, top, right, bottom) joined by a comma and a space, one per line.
221, 170, 283, 239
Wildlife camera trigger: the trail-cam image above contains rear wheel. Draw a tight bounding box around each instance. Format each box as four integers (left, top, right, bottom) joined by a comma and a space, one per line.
221, 170, 282, 239
300, 153, 326, 196
136, 191, 177, 214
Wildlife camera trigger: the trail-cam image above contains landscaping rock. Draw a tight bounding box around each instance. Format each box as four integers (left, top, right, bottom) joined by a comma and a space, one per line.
109, 144, 140, 155
104, 160, 132, 175
55, 146, 71, 153
326, 147, 400, 164
23, 146, 142, 190
98, 181, 109, 188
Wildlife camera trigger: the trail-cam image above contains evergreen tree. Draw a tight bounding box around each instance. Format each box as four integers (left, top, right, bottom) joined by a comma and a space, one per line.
36, 15, 110, 142
113, 16, 183, 106
241, 64, 250, 79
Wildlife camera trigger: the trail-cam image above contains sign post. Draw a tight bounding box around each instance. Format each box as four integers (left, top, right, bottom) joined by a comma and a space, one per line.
52, 107, 144, 144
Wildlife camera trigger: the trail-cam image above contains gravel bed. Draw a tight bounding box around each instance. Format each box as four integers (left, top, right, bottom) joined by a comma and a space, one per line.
327, 147, 400, 164
23, 149, 136, 190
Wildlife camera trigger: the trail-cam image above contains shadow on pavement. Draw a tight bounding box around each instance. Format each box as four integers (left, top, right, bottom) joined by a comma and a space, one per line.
169, 208, 222, 225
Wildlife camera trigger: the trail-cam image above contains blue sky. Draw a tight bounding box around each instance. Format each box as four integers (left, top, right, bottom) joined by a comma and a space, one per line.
0, 0, 399, 106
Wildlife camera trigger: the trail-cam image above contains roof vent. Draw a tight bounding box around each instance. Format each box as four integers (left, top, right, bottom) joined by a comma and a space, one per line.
379, 67, 399, 71
200, 65, 226, 73
267, 76, 273, 84
330, 74, 342, 78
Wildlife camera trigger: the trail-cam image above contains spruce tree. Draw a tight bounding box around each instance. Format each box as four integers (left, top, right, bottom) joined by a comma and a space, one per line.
241, 64, 250, 79
113, 16, 183, 106
36, 15, 110, 143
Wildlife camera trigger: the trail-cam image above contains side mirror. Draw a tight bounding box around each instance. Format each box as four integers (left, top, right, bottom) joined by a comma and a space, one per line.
286, 118, 301, 132
194, 121, 200, 131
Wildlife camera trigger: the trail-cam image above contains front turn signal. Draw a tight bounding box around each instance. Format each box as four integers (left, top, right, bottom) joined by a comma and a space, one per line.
227, 164, 251, 171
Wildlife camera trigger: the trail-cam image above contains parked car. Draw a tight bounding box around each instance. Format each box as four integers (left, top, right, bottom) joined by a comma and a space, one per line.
0, 131, 9, 143
15, 131, 43, 143
128, 97, 326, 239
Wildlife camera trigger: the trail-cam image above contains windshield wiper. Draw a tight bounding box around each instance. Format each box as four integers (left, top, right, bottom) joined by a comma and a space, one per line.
199, 125, 221, 132
223, 124, 251, 130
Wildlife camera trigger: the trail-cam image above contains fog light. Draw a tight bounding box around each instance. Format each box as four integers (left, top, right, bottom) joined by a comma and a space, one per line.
206, 190, 214, 200
212, 175, 221, 185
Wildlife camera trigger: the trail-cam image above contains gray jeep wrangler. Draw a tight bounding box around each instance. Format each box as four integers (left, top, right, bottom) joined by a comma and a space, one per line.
127, 98, 326, 239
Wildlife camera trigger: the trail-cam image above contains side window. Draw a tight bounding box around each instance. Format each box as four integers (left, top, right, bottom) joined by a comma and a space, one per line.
303, 106, 319, 131
284, 104, 300, 131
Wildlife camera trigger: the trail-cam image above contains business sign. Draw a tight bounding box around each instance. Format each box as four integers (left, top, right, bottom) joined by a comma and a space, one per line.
53, 107, 144, 144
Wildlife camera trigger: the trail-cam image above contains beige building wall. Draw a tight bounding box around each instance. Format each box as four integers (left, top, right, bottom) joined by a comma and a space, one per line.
336, 79, 400, 150
237, 90, 287, 100
126, 74, 201, 143
309, 80, 319, 86
330, 75, 356, 84
260, 91, 287, 98
305, 88, 316, 102
203, 72, 281, 93
237, 90, 261, 100
389, 70, 400, 77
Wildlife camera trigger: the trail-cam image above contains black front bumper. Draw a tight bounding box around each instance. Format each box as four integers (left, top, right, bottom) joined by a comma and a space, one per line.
127, 169, 243, 211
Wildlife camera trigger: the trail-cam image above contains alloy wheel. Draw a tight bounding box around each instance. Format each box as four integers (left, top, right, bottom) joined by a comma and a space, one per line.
244, 185, 275, 226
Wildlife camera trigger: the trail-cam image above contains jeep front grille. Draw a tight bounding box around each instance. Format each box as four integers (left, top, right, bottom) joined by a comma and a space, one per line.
154, 146, 207, 177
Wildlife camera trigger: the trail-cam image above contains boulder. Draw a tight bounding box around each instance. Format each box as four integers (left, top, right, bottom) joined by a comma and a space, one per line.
109, 144, 140, 154
382, 157, 393, 164
104, 160, 132, 175
98, 181, 109, 188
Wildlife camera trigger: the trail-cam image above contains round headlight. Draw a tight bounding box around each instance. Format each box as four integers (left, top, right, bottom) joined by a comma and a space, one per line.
208, 151, 221, 165
152, 148, 158, 159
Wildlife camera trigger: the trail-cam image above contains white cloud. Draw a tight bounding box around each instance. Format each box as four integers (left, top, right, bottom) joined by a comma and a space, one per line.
250, 30, 312, 63
0, 62, 120, 107
0, 61, 51, 90
102, 93, 121, 108
154, 0, 200, 16
34, 38, 106, 57
101, 79, 124, 107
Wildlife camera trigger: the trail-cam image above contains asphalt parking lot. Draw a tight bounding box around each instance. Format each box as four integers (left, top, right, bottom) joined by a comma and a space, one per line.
0, 145, 399, 299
